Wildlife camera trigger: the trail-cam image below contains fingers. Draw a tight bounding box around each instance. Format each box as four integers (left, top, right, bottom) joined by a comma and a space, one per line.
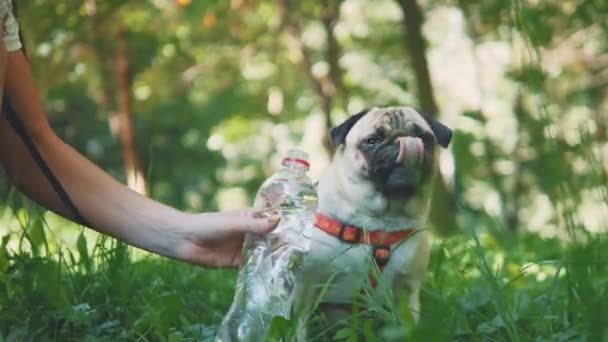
223, 208, 253, 216
179, 211, 281, 268
178, 241, 241, 268
231, 214, 280, 235
221, 208, 281, 234
199, 211, 279, 236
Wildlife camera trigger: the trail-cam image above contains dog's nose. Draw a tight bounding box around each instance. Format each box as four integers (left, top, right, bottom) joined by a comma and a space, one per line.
395, 136, 424, 166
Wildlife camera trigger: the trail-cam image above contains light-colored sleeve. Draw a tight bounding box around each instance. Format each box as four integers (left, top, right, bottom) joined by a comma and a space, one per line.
1, 0, 21, 52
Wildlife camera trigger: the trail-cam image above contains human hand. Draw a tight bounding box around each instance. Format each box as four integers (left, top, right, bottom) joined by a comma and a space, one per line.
172, 209, 279, 267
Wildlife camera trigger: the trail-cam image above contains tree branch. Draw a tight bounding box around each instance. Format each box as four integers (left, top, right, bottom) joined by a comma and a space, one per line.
276, 0, 346, 155
397, 0, 457, 234
397, 0, 438, 115
113, 28, 147, 195
322, 0, 347, 113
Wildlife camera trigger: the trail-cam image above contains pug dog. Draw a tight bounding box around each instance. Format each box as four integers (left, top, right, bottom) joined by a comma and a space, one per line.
299, 106, 452, 326
216, 106, 452, 341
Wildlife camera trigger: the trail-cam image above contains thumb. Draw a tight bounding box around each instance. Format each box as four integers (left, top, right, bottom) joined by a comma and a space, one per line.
223, 213, 280, 235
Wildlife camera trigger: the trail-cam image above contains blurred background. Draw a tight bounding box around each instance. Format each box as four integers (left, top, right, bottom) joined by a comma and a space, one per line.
1, 0, 608, 340
3, 0, 607, 237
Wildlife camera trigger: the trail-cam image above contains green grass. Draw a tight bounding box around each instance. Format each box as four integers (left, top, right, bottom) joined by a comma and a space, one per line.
0, 232, 236, 341
1, 205, 607, 341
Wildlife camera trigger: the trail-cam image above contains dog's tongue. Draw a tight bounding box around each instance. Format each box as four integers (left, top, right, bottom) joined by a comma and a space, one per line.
396, 136, 424, 166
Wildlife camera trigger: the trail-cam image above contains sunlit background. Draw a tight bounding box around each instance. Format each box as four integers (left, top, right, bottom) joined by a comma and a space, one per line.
5, 0, 605, 238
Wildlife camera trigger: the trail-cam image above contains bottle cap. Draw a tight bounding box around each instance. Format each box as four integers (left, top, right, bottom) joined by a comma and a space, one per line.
282, 149, 310, 169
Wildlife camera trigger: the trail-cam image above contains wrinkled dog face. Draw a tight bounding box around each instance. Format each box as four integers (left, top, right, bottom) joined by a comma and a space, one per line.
331, 107, 452, 198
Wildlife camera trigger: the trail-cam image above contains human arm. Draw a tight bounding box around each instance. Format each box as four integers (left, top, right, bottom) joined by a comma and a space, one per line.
0, 46, 277, 268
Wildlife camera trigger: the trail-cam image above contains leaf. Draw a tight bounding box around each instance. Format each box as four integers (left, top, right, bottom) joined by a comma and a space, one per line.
26, 217, 47, 257
551, 329, 583, 342
334, 327, 356, 340
168, 330, 183, 342
0, 234, 11, 273
15, 208, 28, 227
362, 320, 377, 341
158, 292, 182, 324
266, 316, 291, 342
379, 324, 408, 340
77, 232, 91, 272
33, 260, 70, 310
398, 293, 414, 329
476, 321, 499, 335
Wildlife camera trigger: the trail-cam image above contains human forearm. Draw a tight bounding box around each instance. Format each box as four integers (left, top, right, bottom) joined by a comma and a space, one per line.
1, 116, 192, 258
0, 50, 278, 267
0, 51, 189, 258
0, 121, 277, 266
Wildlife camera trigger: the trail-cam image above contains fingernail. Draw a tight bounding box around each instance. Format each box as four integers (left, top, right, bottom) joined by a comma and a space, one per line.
254, 209, 279, 219
267, 214, 280, 223
251, 211, 267, 219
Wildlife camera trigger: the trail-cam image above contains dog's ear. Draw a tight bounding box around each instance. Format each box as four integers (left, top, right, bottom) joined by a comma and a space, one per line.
330, 109, 368, 147
426, 118, 453, 148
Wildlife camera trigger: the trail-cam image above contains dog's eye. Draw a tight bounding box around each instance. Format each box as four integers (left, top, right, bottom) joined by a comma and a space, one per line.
363, 136, 381, 146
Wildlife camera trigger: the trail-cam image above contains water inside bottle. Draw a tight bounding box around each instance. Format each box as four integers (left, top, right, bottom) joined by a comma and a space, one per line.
216, 149, 318, 341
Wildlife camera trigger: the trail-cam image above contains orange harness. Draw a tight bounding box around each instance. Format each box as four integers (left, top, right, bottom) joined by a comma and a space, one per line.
313, 213, 416, 286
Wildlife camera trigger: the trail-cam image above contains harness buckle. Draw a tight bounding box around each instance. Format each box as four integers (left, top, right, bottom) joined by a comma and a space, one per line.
372, 245, 391, 267
338, 224, 362, 243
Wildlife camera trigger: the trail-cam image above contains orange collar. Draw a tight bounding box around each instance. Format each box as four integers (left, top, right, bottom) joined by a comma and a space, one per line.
314, 212, 416, 268
314, 212, 416, 246
314, 213, 417, 289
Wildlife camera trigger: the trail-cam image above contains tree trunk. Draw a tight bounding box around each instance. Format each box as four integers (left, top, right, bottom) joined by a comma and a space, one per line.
397, 0, 458, 234
86, 2, 147, 195
321, 0, 347, 155
398, 0, 437, 114
113, 29, 147, 195
277, 0, 346, 157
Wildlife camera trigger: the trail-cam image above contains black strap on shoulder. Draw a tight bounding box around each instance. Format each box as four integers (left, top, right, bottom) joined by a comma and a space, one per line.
4, 100, 89, 226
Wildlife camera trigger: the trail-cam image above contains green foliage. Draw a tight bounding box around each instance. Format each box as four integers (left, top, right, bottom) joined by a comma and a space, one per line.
3, 225, 607, 340
0, 217, 236, 341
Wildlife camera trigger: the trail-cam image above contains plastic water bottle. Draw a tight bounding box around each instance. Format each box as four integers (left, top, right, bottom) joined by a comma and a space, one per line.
216, 149, 318, 342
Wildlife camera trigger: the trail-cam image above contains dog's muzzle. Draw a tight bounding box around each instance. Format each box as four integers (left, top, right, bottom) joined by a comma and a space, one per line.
367, 127, 434, 196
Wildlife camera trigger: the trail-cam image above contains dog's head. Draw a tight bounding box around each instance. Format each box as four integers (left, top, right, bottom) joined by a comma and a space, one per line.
330, 106, 452, 198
